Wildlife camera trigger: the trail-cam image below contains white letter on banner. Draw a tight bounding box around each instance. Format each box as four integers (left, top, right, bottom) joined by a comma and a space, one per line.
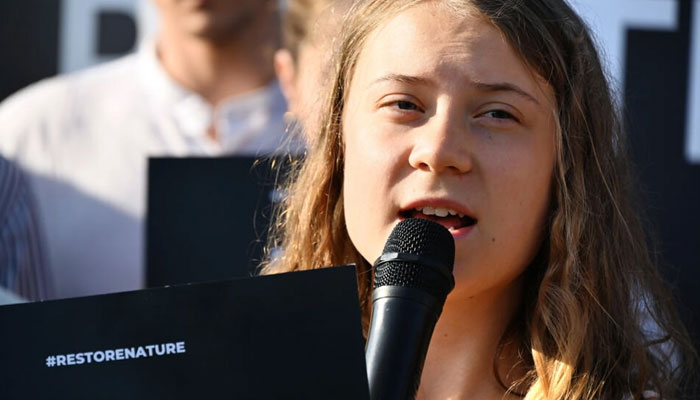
568, 0, 678, 98
59, 0, 138, 74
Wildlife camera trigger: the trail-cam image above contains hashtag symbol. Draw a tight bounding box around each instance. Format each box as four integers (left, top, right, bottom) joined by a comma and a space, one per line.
46, 356, 56, 367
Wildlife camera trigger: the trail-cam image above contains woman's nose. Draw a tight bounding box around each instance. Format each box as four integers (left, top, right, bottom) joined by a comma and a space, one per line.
407, 114, 472, 174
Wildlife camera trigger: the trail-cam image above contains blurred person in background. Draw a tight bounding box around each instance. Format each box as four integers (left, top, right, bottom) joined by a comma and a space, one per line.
274, 0, 352, 142
0, 155, 53, 302
0, 0, 292, 299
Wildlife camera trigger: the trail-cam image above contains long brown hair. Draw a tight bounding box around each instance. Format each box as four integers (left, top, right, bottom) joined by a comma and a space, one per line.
261, 0, 697, 398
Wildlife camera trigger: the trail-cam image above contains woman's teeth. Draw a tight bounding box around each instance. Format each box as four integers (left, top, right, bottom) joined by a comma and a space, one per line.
415, 206, 464, 218
406, 206, 477, 231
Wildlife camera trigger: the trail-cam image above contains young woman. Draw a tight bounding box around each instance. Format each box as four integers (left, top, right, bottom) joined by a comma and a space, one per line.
262, 0, 697, 398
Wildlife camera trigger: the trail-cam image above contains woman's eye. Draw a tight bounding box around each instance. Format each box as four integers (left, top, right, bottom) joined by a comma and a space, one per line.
380, 98, 425, 119
483, 110, 516, 120
395, 100, 420, 111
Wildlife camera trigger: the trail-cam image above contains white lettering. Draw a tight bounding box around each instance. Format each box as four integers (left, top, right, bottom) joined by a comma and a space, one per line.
125, 347, 135, 359
569, 0, 678, 98
569, 0, 700, 165
45, 341, 187, 368
58, 0, 139, 74
176, 342, 186, 354
93, 351, 105, 362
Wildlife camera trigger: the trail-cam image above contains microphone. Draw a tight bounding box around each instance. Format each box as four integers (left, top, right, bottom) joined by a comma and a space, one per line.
365, 218, 455, 400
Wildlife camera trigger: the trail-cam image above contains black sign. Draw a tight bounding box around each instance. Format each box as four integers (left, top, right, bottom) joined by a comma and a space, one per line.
146, 156, 287, 287
0, 265, 369, 399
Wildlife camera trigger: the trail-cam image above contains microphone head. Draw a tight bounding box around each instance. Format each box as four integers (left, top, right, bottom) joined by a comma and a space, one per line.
373, 218, 455, 300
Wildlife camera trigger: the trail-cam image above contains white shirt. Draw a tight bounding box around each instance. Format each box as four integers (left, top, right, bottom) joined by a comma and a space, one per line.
0, 42, 294, 299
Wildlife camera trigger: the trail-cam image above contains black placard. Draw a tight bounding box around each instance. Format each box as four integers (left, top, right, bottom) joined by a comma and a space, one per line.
0, 265, 369, 399
146, 156, 288, 287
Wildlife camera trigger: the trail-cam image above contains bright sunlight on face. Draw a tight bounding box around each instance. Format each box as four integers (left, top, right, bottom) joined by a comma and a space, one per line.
342, 2, 557, 304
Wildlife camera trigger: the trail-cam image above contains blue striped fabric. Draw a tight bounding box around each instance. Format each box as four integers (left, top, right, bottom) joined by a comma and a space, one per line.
0, 156, 53, 301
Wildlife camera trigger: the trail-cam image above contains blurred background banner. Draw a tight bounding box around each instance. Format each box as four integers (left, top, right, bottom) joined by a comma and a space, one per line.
1, 0, 142, 98
0, 0, 697, 337
58, 0, 144, 74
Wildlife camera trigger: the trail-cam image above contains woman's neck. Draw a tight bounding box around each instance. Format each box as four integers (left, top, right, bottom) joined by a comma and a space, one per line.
156, 21, 277, 108
417, 277, 526, 400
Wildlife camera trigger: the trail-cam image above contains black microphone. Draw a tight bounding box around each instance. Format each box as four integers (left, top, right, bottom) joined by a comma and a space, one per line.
365, 218, 455, 400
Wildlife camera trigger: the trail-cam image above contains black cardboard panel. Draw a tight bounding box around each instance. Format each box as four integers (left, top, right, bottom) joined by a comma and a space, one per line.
0, 265, 369, 399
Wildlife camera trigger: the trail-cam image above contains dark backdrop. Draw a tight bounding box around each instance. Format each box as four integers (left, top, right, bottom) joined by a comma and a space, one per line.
625, 1, 700, 346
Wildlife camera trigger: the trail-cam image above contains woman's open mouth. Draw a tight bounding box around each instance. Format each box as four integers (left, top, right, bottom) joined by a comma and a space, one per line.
399, 206, 477, 232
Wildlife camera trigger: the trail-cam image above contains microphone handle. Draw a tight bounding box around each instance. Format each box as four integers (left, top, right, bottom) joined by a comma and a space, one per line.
365, 286, 443, 400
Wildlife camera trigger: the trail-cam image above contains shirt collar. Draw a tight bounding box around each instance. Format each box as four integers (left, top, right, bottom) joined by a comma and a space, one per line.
136, 39, 288, 153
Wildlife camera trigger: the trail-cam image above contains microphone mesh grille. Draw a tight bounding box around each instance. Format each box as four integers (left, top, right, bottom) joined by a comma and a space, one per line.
374, 218, 455, 299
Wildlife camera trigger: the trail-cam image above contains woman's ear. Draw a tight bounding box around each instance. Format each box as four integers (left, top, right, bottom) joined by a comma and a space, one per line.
274, 48, 299, 115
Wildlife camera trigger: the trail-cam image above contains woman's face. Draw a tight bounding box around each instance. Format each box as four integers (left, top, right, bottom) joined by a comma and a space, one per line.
342, 3, 557, 301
